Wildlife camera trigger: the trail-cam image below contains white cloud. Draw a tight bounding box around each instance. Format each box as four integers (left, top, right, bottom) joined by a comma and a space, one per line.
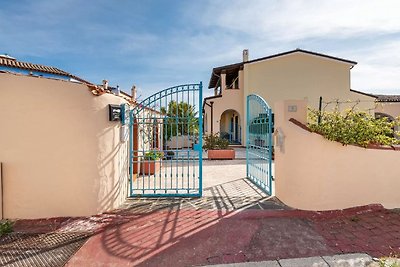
194, 0, 400, 94
203, 0, 400, 41
344, 40, 400, 93
1, 0, 398, 97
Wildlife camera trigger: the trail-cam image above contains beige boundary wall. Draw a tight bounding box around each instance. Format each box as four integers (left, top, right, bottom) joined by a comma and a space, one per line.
274, 100, 400, 211
375, 102, 400, 120
0, 73, 129, 219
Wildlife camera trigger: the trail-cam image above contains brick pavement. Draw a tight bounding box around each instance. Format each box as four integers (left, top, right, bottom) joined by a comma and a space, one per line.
64, 204, 400, 266
4, 193, 400, 267
312, 208, 400, 258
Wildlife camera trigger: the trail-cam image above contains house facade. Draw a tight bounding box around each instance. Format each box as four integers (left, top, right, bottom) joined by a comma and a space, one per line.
203, 49, 376, 145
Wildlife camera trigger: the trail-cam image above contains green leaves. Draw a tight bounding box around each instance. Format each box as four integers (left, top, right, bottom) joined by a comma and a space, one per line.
0, 220, 13, 237
308, 108, 400, 147
203, 133, 230, 150
144, 150, 163, 160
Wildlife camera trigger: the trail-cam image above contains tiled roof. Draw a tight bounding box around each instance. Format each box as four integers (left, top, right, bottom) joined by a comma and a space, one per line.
0, 55, 91, 84
351, 89, 400, 102
374, 94, 400, 102
209, 49, 357, 88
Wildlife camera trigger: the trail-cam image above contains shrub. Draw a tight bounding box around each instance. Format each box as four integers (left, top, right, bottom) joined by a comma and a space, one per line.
308, 108, 400, 147
0, 220, 13, 237
203, 133, 230, 150
144, 150, 163, 160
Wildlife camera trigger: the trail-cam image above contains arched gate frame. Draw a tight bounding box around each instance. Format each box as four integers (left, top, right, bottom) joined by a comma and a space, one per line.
246, 94, 273, 195
127, 83, 203, 197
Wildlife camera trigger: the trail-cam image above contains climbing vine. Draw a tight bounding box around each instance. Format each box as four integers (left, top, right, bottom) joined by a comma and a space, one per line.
308, 108, 400, 147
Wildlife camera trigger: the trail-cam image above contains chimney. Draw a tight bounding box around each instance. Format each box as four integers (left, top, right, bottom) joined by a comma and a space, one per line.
243, 49, 249, 62
131, 85, 137, 101
102, 79, 109, 90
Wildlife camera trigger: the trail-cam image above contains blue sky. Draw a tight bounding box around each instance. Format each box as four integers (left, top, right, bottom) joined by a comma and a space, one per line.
1, 0, 399, 99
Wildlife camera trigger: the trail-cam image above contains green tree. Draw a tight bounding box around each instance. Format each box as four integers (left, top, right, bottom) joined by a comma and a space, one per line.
160, 101, 199, 141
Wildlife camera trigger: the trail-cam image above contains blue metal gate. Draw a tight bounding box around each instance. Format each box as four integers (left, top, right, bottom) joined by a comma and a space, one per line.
246, 94, 273, 195
128, 83, 203, 197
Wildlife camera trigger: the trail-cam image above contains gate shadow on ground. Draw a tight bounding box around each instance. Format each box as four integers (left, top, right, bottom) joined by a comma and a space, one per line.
120, 177, 287, 212
67, 178, 289, 266
202, 177, 285, 211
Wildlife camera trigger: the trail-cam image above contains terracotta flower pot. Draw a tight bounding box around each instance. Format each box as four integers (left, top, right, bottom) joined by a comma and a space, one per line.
140, 160, 161, 175
207, 149, 235, 160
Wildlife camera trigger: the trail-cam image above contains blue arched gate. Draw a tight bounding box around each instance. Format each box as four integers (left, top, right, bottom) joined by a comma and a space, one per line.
246, 94, 273, 195
128, 83, 203, 197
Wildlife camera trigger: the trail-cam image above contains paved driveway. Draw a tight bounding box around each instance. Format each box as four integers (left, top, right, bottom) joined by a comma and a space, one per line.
4, 156, 400, 267
202, 159, 275, 198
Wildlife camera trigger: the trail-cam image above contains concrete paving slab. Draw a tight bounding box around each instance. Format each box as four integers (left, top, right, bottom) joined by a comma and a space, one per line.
279, 256, 328, 267
322, 253, 373, 267
202, 160, 275, 198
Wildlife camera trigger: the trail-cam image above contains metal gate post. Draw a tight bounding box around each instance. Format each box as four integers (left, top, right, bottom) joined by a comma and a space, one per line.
246, 95, 250, 178
198, 81, 203, 197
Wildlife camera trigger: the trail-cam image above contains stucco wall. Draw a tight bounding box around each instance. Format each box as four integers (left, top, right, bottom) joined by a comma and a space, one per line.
203, 87, 244, 138
274, 100, 400, 211
206, 52, 376, 144
244, 53, 375, 111
0, 73, 129, 219
242, 53, 376, 142
375, 102, 400, 119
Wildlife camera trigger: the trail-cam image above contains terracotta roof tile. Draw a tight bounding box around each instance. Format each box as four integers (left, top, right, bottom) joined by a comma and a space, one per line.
351, 89, 400, 102
374, 94, 400, 102
0, 55, 91, 84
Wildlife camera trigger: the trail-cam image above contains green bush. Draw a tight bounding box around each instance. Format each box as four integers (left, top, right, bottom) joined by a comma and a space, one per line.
308, 108, 400, 147
203, 133, 230, 150
0, 220, 13, 237
144, 150, 163, 160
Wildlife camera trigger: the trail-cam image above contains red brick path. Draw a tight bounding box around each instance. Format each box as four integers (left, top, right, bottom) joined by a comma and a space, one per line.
62, 205, 400, 266
313, 208, 400, 258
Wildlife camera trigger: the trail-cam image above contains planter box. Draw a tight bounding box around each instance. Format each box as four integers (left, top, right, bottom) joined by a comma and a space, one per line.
207, 149, 235, 160
140, 160, 161, 175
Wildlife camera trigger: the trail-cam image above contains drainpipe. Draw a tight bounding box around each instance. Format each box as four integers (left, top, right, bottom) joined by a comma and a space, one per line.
210, 101, 214, 134
204, 101, 214, 134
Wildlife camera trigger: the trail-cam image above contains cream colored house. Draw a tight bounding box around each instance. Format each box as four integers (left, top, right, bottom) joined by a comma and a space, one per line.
203, 49, 377, 145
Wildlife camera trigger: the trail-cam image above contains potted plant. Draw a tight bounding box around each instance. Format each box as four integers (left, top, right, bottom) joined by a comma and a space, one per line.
141, 150, 163, 175
203, 133, 235, 160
